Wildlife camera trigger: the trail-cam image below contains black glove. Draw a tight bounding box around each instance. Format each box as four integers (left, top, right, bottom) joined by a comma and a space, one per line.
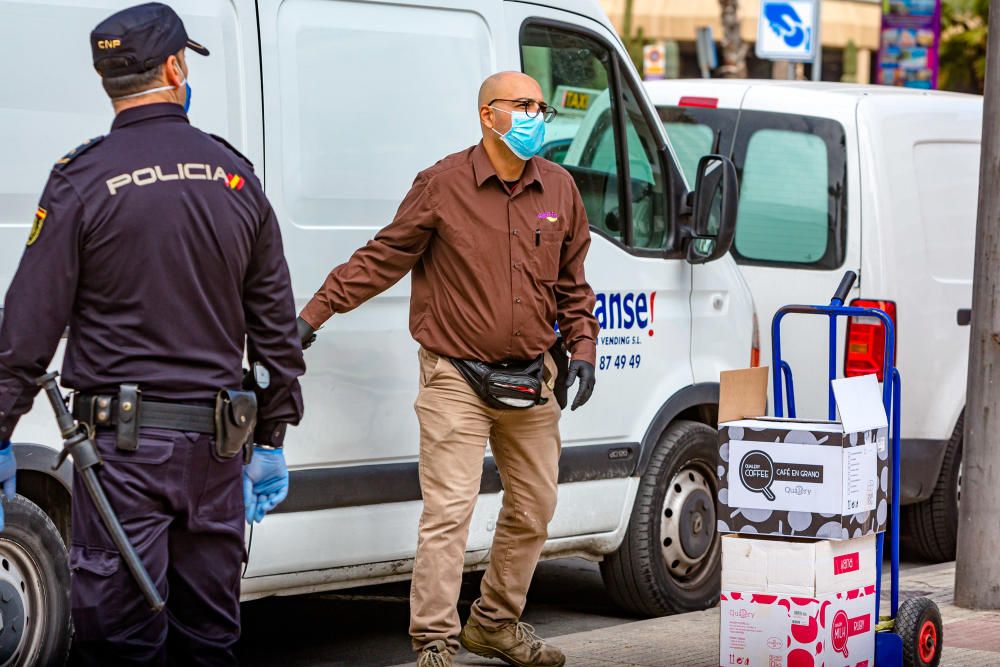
565, 360, 595, 411
296, 317, 317, 351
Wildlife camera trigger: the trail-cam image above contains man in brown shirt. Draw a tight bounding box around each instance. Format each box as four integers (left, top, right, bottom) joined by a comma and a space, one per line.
298, 72, 598, 667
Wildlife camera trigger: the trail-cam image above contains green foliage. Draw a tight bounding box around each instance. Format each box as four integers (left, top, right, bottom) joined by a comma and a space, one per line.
939, 0, 989, 93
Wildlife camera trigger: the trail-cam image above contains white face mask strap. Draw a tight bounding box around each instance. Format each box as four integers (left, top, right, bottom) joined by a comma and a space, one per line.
112, 63, 186, 102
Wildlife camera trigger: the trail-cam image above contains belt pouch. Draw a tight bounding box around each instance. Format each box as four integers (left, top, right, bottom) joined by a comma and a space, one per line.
214, 389, 258, 458
450, 356, 547, 410
115, 384, 141, 451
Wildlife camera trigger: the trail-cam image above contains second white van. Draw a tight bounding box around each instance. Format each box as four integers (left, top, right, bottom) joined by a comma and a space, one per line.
646, 79, 982, 564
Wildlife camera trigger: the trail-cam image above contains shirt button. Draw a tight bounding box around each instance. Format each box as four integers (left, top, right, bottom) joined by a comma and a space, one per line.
515, 297, 522, 304
514, 330, 521, 336
512, 230, 519, 236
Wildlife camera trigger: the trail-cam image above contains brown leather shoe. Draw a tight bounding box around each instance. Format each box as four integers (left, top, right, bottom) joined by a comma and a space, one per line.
417, 640, 453, 667
459, 620, 566, 667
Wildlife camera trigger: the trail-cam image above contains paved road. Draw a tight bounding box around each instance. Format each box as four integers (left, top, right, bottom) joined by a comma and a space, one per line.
236, 555, 927, 667
237, 558, 631, 667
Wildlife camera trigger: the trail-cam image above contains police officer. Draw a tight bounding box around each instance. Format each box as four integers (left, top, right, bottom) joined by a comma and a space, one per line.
0, 3, 304, 664
298, 71, 598, 667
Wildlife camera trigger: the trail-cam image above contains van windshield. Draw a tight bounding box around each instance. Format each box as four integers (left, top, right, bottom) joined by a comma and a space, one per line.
658, 105, 847, 270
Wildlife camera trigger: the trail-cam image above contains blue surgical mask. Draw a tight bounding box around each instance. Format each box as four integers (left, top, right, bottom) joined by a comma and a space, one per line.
491, 107, 546, 160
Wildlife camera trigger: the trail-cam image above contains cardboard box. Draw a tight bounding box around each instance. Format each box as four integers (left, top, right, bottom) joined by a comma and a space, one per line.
721, 534, 877, 667
717, 368, 889, 540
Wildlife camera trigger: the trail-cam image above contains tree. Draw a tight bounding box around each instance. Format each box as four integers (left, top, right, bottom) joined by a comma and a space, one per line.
940, 0, 989, 93
719, 0, 749, 78
622, 0, 646, 74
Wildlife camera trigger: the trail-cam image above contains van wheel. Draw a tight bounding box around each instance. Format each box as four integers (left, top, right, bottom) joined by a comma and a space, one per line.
902, 416, 962, 562
0, 495, 71, 666
600, 420, 720, 616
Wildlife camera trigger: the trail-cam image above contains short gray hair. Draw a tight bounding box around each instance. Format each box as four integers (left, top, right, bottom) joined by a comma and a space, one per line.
100, 63, 166, 98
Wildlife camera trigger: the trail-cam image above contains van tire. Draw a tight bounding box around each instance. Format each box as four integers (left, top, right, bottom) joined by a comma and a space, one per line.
0, 495, 71, 666
599, 420, 720, 617
902, 416, 962, 562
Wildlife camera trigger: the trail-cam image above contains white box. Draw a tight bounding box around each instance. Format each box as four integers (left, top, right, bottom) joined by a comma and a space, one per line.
718, 368, 890, 540
721, 534, 877, 667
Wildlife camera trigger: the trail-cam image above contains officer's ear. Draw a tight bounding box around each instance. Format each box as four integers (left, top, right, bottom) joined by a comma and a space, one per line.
164, 52, 186, 87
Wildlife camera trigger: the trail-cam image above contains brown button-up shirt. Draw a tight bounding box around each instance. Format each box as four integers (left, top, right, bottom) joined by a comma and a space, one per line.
300, 142, 598, 365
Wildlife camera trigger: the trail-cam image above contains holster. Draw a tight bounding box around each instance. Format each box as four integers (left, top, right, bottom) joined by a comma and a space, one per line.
450, 355, 548, 410
115, 383, 141, 451
549, 337, 569, 410
214, 389, 258, 459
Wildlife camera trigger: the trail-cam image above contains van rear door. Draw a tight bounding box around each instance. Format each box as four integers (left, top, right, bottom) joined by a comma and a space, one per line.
0, 0, 260, 445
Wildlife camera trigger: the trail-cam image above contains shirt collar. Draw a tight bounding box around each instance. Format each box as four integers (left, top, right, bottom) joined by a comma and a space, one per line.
471, 141, 545, 192
111, 103, 190, 131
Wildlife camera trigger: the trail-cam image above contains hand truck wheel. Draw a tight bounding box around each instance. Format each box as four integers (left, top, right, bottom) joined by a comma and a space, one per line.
894, 596, 943, 667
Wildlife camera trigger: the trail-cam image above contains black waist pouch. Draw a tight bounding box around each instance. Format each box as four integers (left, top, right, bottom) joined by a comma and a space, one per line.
450, 356, 548, 410
214, 389, 258, 459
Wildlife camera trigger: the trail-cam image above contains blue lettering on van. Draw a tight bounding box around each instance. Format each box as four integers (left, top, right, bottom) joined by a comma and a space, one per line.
594, 291, 656, 336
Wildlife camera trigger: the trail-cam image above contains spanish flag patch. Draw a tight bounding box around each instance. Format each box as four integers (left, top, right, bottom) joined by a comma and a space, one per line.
26, 207, 46, 246
226, 173, 245, 190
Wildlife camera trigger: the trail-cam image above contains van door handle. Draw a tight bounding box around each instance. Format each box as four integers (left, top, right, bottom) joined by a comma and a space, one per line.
957, 308, 971, 326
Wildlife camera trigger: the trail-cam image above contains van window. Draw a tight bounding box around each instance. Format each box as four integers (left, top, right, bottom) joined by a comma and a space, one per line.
521, 24, 668, 250
731, 113, 846, 268
275, 1, 491, 228
657, 107, 738, 186
656, 107, 846, 269
735, 129, 830, 263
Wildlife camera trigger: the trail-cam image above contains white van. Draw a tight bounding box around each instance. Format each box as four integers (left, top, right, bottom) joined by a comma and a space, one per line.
645, 79, 982, 564
0, 1, 754, 661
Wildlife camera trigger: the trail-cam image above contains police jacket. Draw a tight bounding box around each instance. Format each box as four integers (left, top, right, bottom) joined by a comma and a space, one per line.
0, 103, 304, 446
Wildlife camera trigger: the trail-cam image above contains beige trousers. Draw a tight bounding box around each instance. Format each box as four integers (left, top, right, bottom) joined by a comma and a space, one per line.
409, 347, 562, 653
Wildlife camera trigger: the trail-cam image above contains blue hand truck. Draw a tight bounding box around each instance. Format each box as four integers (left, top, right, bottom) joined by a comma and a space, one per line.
770, 270, 943, 667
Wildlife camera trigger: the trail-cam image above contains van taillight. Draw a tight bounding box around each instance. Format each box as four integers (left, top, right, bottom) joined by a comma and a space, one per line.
845, 299, 897, 381
750, 310, 761, 367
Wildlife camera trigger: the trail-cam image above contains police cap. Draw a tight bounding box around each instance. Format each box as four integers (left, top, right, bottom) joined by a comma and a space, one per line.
91, 2, 209, 78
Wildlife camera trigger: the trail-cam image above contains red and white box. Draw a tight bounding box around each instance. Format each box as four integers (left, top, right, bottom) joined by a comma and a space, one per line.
720, 533, 877, 667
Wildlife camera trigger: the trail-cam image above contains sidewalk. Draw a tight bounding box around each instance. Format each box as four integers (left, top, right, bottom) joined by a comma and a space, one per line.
391, 562, 1000, 666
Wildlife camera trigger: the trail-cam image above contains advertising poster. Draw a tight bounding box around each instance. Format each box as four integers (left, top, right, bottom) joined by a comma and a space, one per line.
877, 0, 942, 88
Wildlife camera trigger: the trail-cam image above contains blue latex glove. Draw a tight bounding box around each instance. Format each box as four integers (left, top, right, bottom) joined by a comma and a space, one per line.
242, 447, 288, 524
0, 441, 16, 532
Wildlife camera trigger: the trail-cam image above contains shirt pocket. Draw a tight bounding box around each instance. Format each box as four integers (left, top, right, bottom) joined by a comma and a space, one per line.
533, 230, 564, 283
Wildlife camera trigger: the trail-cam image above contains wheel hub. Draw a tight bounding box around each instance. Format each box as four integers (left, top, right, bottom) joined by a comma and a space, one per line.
661, 466, 716, 578
0, 581, 23, 663
0, 537, 46, 667
678, 489, 715, 560
918, 620, 937, 663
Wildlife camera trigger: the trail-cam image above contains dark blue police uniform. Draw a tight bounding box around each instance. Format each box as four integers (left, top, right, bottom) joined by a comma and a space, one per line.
0, 5, 304, 665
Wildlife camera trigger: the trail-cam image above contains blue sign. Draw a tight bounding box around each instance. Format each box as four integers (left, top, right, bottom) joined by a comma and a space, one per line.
756, 0, 819, 62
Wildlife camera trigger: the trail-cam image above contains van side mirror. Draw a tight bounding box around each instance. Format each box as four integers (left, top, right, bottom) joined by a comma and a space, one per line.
686, 154, 738, 264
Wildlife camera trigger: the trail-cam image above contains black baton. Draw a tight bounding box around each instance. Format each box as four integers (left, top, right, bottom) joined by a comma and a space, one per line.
36, 372, 165, 612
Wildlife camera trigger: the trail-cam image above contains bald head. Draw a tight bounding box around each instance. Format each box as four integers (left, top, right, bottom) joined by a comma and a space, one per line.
478, 71, 544, 108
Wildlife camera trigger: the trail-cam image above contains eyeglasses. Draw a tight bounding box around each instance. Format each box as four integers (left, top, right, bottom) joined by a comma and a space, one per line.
488, 98, 558, 123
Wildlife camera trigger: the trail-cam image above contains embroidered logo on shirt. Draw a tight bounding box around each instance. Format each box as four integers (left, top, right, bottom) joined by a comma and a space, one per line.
537, 211, 559, 223
226, 173, 245, 190
26, 207, 46, 246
